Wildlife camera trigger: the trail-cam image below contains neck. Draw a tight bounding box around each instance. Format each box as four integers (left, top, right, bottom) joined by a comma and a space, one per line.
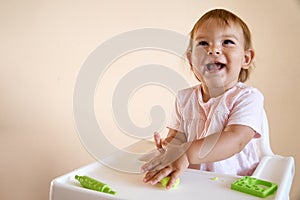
201, 85, 225, 102
201, 81, 238, 102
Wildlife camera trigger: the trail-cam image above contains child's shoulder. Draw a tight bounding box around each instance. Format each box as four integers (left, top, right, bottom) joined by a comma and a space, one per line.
229, 82, 264, 102
176, 84, 200, 104
234, 82, 263, 96
177, 84, 200, 96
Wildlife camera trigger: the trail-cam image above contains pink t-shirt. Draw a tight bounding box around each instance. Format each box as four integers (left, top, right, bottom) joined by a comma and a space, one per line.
167, 82, 265, 176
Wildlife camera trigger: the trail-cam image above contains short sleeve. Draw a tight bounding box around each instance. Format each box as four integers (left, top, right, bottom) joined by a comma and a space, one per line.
166, 96, 184, 132
227, 88, 264, 137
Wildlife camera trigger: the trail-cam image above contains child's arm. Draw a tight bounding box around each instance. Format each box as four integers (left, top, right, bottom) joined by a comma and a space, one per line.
142, 124, 255, 172
154, 128, 186, 150
185, 124, 255, 164
141, 124, 255, 189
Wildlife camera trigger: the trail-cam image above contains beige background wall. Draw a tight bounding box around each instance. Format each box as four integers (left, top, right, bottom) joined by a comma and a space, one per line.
0, 0, 299, 199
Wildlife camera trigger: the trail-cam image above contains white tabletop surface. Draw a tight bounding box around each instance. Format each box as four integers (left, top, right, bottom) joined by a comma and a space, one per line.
52, 162, 276, 200
51, 140, 276, 200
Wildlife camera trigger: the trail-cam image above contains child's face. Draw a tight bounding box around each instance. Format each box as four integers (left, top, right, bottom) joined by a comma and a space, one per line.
188, 19, 253, 95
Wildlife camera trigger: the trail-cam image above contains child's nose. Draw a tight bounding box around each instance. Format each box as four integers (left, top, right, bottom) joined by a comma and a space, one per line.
207, 46, 221, 55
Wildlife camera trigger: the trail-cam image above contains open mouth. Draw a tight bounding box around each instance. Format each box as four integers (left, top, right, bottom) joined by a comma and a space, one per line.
206, 62, 226, 71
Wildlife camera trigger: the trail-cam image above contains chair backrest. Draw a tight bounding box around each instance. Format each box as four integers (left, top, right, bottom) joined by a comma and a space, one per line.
257, 110, 274, 157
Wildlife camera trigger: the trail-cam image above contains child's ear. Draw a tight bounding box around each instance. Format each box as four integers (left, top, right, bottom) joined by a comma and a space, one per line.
186, 50, 193, 69
242, 49, 255, 69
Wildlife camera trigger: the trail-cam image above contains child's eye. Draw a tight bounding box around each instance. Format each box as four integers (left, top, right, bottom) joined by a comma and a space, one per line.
197, 41, 208, 46
223, 40, 235, 45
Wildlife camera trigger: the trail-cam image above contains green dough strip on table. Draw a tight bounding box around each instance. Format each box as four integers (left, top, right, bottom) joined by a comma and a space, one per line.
75, 175, 117, 195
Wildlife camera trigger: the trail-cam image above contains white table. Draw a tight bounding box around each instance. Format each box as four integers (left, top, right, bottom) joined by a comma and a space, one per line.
50, 140, 292, 200
50, 161, 278, 200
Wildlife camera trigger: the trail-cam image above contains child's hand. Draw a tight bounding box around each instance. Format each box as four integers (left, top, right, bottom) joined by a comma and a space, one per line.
143, 153, 189, 189
138, 132, 168, 162
141, 142, 189, 172
141, 131, 189, 189
154, 132, 168, 153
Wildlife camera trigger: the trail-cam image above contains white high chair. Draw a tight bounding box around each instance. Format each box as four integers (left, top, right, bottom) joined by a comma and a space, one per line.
50, 111, 295, 200
252, 111, 295, 199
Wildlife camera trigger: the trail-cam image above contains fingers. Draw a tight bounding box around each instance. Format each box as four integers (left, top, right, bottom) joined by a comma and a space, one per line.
141, 157, 162, 173
138, 149, 160, 162
143, 167, 173, 185
154, 132, 166, 153
154, 132, 162, 149
166, 171, 181, 190
143, 167, 181, 190
140, 132, 166, 173
143, 170, 157, 183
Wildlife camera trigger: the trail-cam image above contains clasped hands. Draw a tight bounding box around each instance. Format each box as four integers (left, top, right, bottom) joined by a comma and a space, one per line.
140, 132, 190, 189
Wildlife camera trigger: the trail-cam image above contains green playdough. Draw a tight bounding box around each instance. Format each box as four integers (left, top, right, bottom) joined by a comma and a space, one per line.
75, 175, 117, 195
160, 177, 180, 189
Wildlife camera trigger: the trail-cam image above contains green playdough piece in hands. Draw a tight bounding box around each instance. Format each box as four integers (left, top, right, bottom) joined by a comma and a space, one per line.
160, 177, 180, 189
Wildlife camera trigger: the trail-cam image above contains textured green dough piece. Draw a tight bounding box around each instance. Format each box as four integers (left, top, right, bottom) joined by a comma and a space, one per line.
211, 177, 219, 181
160, 177, 180, 189
75, 175, 117, 195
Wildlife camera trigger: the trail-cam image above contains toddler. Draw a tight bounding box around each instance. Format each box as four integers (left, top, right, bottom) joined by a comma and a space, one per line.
141, 8, 265, 189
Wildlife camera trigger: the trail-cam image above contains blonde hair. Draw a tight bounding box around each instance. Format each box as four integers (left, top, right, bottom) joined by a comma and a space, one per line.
187, 9, 254, 82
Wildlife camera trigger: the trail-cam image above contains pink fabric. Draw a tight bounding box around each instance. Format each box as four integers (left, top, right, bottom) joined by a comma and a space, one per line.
167, 82, 265, 176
